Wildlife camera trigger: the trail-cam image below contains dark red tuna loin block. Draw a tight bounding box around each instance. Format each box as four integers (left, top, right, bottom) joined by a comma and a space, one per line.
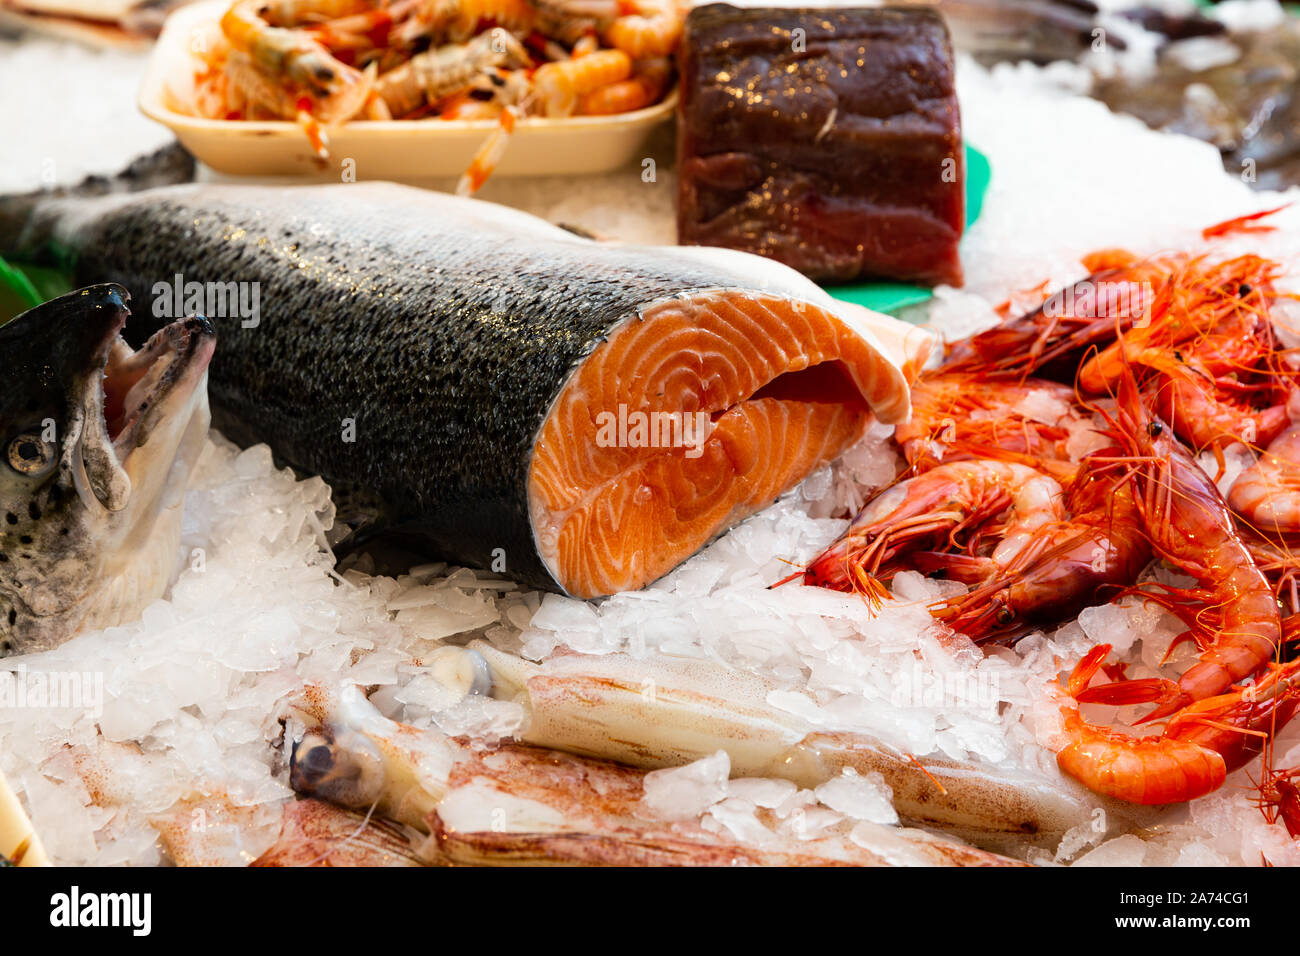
677, 4, 965, 287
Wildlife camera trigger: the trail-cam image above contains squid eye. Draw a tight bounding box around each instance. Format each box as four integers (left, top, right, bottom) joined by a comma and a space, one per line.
290, 729, 385, 808
6, 433, 57, 477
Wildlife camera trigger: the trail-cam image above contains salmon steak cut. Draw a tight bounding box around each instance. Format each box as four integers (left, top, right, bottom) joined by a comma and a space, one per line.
6, 181, 927, 598
530, 291, 916, 596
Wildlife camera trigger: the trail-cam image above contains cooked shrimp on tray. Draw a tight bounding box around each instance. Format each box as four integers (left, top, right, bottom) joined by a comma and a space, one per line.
185, 0, 684, 189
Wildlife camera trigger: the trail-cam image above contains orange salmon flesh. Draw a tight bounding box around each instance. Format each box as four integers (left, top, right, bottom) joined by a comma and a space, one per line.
528, 290, 908, 598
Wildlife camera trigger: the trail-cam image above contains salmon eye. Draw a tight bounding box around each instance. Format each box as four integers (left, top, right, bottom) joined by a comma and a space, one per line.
6, 433, 56, 477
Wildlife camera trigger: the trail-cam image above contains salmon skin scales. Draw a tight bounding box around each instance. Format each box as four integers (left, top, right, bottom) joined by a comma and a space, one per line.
5, 182, 920, 598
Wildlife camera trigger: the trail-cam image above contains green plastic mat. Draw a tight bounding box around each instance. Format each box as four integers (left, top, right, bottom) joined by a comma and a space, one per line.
824, 143, 992, 316
0, 256, 43, 323
0, 258, 73, 325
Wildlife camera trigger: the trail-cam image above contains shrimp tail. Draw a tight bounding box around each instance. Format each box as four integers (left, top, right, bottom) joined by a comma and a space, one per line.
1134, 689, 1196, 724
1076, 676, 1183, 707
1066, 642, 1111, 697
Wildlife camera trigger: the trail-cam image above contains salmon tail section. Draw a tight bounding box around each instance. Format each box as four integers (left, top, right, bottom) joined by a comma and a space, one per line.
528, 290, 915, 599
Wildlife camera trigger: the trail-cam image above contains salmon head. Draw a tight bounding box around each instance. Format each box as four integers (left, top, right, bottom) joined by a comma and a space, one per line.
0, 284, 216, 655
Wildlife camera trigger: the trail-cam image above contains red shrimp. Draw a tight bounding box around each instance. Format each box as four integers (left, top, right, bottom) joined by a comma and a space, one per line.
1077, 253, 1282, 396
928, 453, 1150, 642
1081, 366, 1283, 722
940, 254, 1172, 382
793, 460, 1065, 599
894, 372, 1094, 481
1230, 425, 1300, 535
1056, 644, 1300, 805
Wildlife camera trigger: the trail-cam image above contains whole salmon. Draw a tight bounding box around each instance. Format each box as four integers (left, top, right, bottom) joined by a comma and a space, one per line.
3, 181, 925, 600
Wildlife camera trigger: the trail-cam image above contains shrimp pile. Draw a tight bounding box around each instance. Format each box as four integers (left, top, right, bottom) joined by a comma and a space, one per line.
787, 207, 1300, 825
189, 0, 682, 188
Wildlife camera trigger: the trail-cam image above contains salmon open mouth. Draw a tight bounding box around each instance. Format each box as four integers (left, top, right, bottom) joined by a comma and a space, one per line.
100, 317, 216, 464
528, 290, 907, 599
